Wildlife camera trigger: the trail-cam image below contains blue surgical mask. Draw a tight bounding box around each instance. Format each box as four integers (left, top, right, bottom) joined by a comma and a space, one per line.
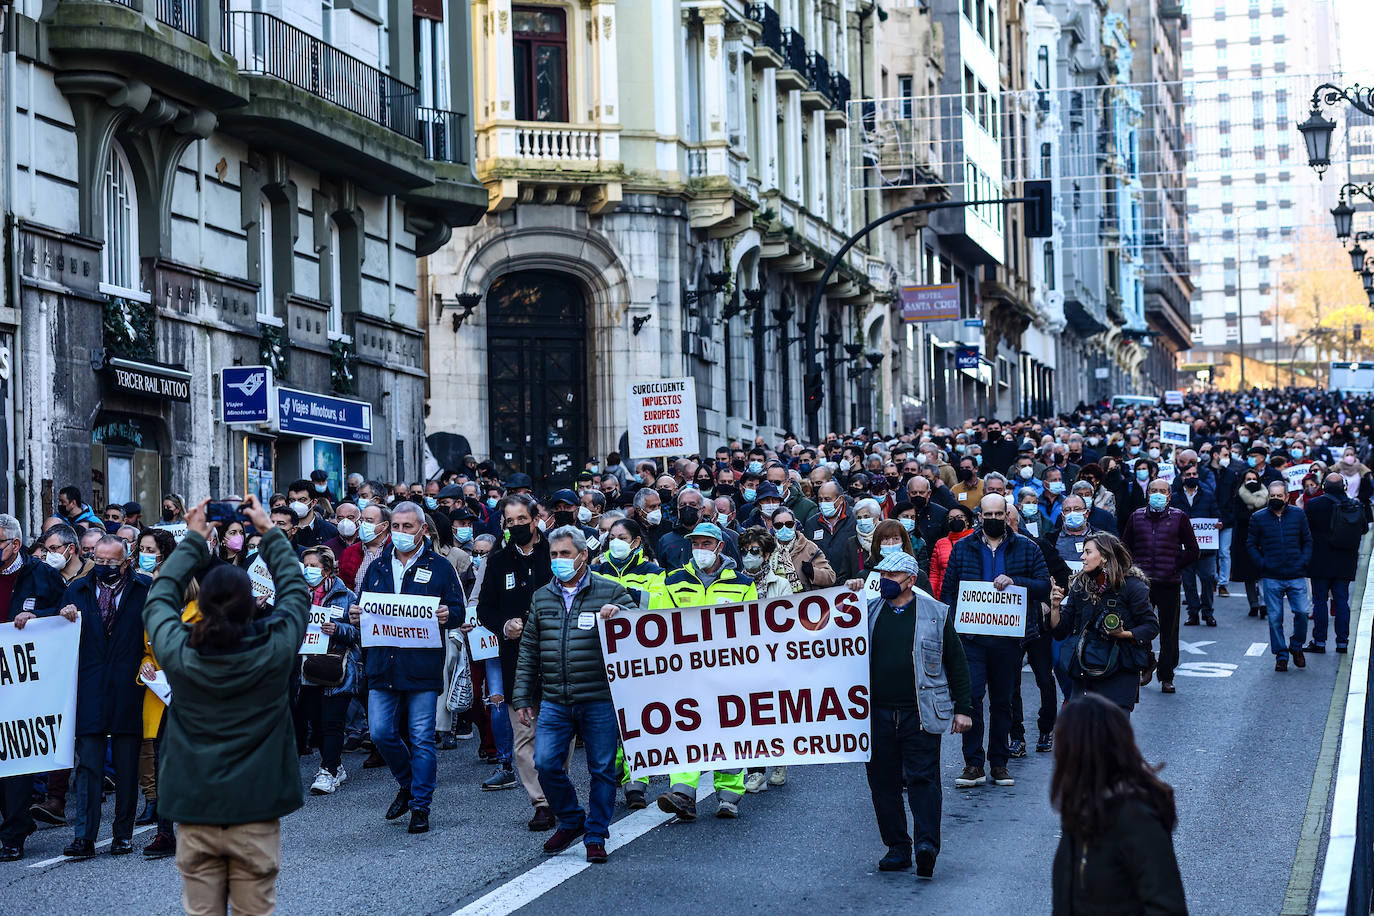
743, 488, 757, 502
1290, 447, 1304, 459
486, 497, 499, 510
1021, 503, 1039, 517
819, 500, 838, 518
357, 497, 371, 511
775, 526, 796, 543
359, 521, 378, 543
1136, 469, 1150, 482
879, 543, 902, 557
303, 566, 323, 586
391, 531, 417, 553
138, 553, 158, 573
899, 518, 915, 532
425, 497, 438, 510
1247, 456, 1259, 468
1148, 492, 1168, 512
1047, 481, 1065, 495
455, 526, 473, 544
1064, 511, 1086, 529
471, 555, 484, 571
856, 517, 876, 535
550, 557, 581, 582
747, 461, 764, 475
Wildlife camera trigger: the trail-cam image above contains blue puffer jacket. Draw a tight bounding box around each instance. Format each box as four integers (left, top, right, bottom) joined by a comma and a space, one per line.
312, 576, 361, 697
358, 541, 465, 692
940, 531, 1051, 641
1247, 505, 1312, 580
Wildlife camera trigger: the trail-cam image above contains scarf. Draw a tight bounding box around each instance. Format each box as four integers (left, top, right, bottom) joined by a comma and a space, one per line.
770, 545, 804, 593
97, 575, 127, 635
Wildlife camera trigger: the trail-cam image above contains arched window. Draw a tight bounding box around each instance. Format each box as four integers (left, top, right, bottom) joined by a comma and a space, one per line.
328, 219, 342, 336
102, 142, 139, 291
257, 195, 274, 319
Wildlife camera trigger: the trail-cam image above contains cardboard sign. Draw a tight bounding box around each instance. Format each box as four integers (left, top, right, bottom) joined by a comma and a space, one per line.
599, 586, 871, 778
1157, 462, 1176, 484
1191, 518, 1220, 550
626, 377, 699, 457
469, 625, 501, 661
358, 592, 442, 648
1164, 390, 1184, 405
155, 521, 188, 543
299, 625, 329, 655
0, 617, 81, 778
1160, 421, 1190, 447
1285, 462, 1314, 493
952, 581, 1028, 638
248, 557, 275, 605
862, 571, 883, 602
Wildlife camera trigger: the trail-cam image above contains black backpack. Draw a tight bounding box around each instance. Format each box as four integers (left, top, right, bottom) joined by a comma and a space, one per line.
1329, 497, 1367, 546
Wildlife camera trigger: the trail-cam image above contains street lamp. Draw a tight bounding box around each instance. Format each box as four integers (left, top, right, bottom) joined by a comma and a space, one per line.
1351, 241, 1368, 272
1333, 197, 1356, 240
1301, 83, 1374, 177
1363, 268, 1373, 292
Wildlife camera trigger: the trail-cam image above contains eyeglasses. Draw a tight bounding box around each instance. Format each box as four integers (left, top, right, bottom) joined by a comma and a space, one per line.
92, 559, 123, 568
774, 523, 795, 532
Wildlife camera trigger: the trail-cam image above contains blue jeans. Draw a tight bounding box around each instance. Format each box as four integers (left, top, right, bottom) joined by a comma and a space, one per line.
1262, 578, 1311, 661
1311, 578, 1352, 648
485, 659, 514, 766
1217, 528, 1233, 585
369, 689, 439, 812
533, 700, 620, 845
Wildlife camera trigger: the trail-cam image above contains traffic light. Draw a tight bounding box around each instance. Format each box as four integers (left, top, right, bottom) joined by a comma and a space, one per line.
804, 369, 824, 415
1024, 179, 1053, 238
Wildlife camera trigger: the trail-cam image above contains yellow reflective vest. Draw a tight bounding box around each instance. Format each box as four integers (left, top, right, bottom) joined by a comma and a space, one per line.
651, 560, 759, 608
591, 552, 665, 607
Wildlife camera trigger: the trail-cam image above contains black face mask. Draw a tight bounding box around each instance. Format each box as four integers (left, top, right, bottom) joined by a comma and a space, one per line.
509, 525, 534, 547
885, 476, 902, 491
678, 506, 699, 529
161, 507, 176, 522
1268, 498, 1287, 513
957, 467, 974, 484
657, 488, 675, 506
1245, 480, 1262, 491
95, 564, 124, 585
947, 516, 968, 533
552, 510, 577, 529
981, 517, 1007, 539
910, 495, 928, 511
1184, 479, 1198, 489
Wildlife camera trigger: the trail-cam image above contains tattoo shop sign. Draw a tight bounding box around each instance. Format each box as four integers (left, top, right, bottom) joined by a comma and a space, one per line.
599, 586, 871, 778
358, 592, 441, 648
0, 618, 81, 778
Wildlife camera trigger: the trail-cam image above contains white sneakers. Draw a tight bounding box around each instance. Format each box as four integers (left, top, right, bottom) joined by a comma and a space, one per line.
768, 766, 787, 787
310, 766, 348, 795
744, 772, 768, 794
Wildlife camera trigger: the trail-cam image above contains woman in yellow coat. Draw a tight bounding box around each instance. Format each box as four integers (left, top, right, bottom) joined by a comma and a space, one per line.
137, 559, 199, 860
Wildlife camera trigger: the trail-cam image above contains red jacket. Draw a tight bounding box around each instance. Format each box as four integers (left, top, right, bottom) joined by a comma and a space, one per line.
929, 529, 974, 600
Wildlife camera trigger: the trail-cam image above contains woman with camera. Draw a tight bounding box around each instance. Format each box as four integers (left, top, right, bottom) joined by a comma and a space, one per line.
1048, 534, 1158, 713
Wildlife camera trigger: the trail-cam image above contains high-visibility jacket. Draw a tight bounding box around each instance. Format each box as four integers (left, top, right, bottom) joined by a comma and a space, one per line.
591, 551, 665, 607
651, 560, 758, 608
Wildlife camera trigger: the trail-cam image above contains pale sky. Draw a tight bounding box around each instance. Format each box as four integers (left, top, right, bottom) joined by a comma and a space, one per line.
1336, 0, 1371, 82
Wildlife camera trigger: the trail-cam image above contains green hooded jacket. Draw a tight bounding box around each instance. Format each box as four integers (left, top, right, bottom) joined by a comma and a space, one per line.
142, 526, 309, 825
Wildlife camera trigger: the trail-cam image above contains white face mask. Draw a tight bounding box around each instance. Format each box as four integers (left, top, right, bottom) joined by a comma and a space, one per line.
289, 500, 310, 519
645, 508, 663, 526
692, 548, 719, 570
336, 518, 358, 538
607, 538, 633, 561
43, 550, 67, 570
577, 505, 593, 524
742, 553, 764, 572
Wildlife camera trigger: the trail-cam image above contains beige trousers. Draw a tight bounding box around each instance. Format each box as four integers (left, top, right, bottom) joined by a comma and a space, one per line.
176, 820, 281, 916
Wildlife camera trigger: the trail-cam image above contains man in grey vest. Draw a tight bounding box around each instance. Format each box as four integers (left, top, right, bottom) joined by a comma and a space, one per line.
865, 551, 973, 880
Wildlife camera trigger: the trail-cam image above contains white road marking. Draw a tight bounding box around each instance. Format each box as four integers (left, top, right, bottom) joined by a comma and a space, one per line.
27, 825, 156, 868
451, 784, 713, 916
1179, 640, 1216, 655
1247, 642, 1269, 657
1173, 662, 1239, 678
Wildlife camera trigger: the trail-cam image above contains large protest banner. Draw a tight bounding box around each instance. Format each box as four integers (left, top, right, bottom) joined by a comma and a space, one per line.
358, 592, 442, 648
0, 617, 81, 778
599, 586, 871, 778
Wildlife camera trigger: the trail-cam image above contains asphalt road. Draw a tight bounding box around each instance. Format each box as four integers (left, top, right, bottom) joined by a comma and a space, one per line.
2, 591, 1339, 915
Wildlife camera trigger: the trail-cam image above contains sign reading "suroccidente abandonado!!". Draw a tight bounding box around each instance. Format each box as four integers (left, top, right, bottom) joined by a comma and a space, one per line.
358, 592, 442, 648
626, 377, 699, 457
598, 586, 871, 778
0, 617, 81, 778
951, 581, 1028, 638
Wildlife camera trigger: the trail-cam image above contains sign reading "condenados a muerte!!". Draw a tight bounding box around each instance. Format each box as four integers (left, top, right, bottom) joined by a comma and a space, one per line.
598, 586, 871, 778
